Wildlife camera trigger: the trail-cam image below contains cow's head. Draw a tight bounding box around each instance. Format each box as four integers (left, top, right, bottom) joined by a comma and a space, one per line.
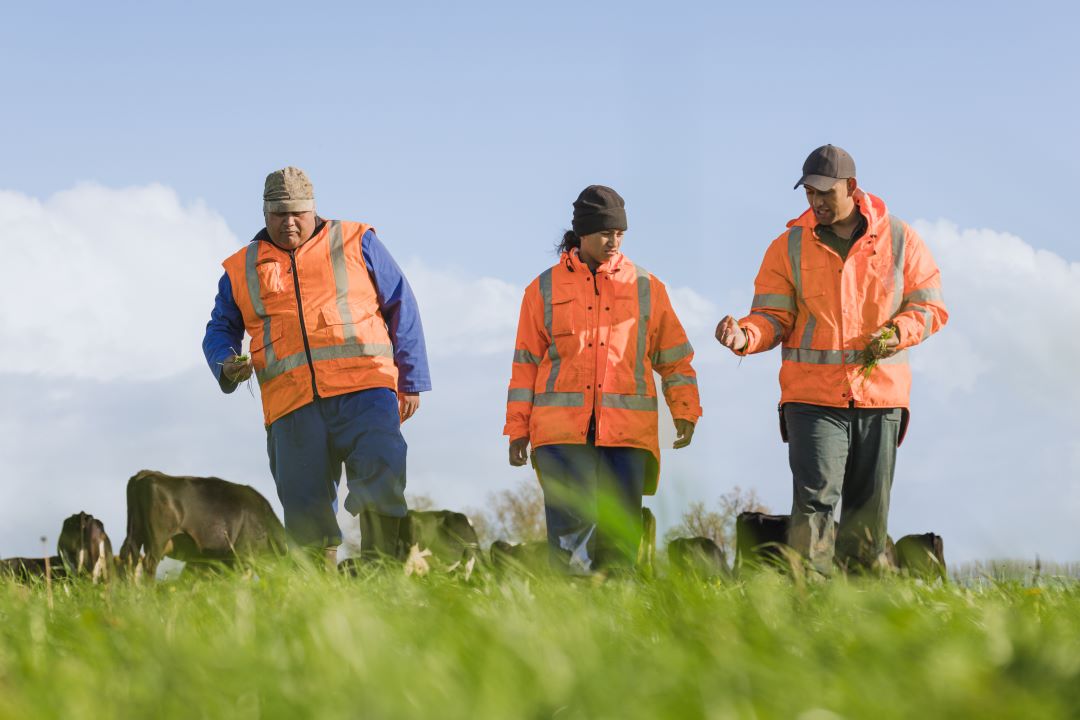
58, 512, 113, 578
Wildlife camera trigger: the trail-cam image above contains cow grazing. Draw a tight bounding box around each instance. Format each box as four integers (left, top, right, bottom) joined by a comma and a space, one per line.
668, 537, 729, 580
401, 510, 481, 575
58, 512, 113, 582
0, 556, 63, 582
119, 470, 287, 579
489, 540, 554, 575
735, 512, 791, 572
895, 533, 947, 582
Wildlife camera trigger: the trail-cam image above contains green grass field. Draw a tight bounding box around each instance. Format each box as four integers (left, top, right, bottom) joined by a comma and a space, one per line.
1, 564, 1078, 720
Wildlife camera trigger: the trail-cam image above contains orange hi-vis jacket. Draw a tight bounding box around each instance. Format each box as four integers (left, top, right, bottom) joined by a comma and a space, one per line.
504, 250, 702, 494
737, 189, 948, 409
223, 220, 398, 426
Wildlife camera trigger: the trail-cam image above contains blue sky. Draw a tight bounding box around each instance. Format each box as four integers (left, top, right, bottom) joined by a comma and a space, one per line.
1, 2, 1078, 562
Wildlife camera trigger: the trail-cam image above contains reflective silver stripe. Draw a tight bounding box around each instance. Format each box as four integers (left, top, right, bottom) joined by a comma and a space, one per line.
311, 344, 393, 362
634, 264, 651, 395
903, 287, 943, 304
256, 343, 394, 384
800, 312, 816, 349
662, 374, 697, 393
749, 312, 785, 344
781, 348, 909, 366
539, 269, 562, 394
602, 393, 657, 411
513, 348, 542, 365
923, 312, 934, 340
752, 293, 796, 312
782, 348, 850, 364
651, 341, 692, 367
256, 351, 308, 384
890, 216, 906, 315
787, 227, 804, 299
534, 392, 584, 407
245, 243, 278, 366
507, 388, 535, 403
328, 220, 358, 343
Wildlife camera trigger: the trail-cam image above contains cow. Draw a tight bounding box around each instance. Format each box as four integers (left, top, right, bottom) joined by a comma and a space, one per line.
0, 556, 63, 582
668, 537, 729, 580
57, 512, 113, 582
895, 533, 947, 582
339, 509, 481, 577
119, 470, 287, 579
400, 510, 481, 576
735, 511, 792, 573
489, 540, 554, 575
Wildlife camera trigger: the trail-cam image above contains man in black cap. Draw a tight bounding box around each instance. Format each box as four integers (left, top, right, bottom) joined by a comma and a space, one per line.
715, 145, 948, 574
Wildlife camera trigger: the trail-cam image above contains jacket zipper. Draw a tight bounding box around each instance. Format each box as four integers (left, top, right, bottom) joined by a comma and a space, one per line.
288, 249, 320, 399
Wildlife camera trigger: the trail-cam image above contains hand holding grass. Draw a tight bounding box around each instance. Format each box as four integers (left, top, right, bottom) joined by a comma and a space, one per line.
221, 353, 253, 383
860, 325, 899, 380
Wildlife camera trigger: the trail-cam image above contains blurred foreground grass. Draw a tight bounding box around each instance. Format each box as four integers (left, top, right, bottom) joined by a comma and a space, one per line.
1, 564, 1078, 719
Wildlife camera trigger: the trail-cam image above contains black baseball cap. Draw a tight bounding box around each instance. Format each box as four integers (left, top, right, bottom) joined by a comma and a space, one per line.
794, 144, 856, 191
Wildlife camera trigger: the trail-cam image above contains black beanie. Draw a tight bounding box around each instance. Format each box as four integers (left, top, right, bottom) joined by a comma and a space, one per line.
572, 185, 628, 237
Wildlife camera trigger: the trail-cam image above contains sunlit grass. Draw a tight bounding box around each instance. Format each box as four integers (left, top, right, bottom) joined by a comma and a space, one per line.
0, 563, 1078, 719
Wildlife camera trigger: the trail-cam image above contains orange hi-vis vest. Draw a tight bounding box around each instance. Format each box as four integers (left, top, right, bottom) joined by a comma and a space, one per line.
737, 190, 948, 409
504, 250, 702, 494
223, 220, 398, 426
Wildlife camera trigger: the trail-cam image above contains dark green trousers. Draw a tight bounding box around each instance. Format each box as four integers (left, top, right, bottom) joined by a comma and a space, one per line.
784, 402, 903, 574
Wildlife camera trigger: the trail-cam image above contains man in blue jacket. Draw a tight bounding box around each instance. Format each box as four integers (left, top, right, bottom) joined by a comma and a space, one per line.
203, 167, 431, 566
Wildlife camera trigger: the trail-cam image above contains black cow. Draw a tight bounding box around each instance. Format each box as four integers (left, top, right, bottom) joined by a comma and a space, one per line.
895, 533, 947, 581
119, 470, 287, 579
58, 512, 113, 581
489, 540, 554, 575
668, 537, 729, 580
0, 556, 63, 582
735, 512, 791, 572
401, 510, 481, 575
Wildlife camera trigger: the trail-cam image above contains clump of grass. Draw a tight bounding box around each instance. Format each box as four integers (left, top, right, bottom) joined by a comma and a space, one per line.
859, 326, 895, 382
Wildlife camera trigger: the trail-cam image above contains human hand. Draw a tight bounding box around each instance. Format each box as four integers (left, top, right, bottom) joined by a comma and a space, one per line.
714, 315, 747, 353
221, 355, 253, 383
673, 419, 695, 449
867, 324, 900, 359
398, 392, 421, 423
509, 437, 530, 466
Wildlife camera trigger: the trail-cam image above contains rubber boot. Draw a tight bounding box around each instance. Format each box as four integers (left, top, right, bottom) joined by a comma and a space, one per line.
358, 511, 403, 565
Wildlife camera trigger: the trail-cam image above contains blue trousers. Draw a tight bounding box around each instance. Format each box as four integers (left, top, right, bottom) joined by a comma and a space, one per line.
266, 388, 407, 548
533, 428, 649, 573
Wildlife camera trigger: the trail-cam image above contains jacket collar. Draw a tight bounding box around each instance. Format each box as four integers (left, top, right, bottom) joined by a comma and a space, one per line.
561, 248, 626, 275
787, 189, 890, 239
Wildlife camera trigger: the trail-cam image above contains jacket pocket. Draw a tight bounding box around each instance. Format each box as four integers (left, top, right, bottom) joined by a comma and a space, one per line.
551, 298, 575, 337
255, 260, 288, 296
250, 327, 284, 371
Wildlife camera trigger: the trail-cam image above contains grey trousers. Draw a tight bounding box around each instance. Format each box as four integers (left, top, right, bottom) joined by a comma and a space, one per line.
783, 402, 903, 574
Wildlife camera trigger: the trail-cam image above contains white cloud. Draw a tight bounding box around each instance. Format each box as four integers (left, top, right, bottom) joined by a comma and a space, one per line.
911, 220, 1080, 406
0, 184, 238, 381
402, 261, 521, 357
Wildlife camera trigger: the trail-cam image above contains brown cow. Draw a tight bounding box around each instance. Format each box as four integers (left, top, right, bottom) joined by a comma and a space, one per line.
58, 512, 113, 582
895, 533, 947, 582
119, 470, 287, 579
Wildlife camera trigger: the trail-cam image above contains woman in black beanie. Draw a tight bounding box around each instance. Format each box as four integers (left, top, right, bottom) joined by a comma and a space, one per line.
503, 185, 703, 574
